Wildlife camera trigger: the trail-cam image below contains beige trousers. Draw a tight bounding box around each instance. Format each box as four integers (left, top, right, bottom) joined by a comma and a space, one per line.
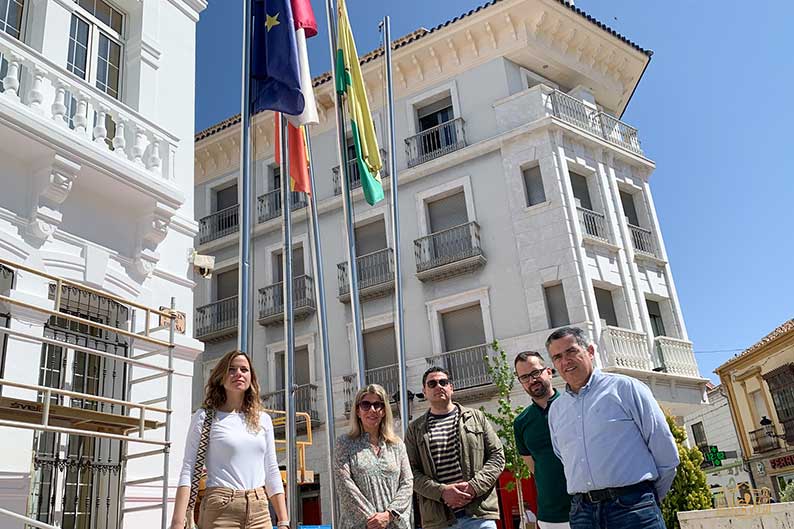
199, 487, 272, 529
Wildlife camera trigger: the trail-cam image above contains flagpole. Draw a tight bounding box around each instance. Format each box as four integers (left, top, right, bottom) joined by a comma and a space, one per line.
279, 114, 299, 527
325, 0, 367, 388
305, 129, 339, 528
380, 16, 409, 436
237, 0, 253, 356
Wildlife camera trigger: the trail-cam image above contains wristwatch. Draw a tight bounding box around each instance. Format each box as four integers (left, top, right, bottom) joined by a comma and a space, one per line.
277, 521, 291, 527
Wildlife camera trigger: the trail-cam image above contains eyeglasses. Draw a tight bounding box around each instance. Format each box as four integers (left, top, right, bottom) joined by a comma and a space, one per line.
425, 378, 451, 389
517, 369, 545, 384
358, 400, 385, 411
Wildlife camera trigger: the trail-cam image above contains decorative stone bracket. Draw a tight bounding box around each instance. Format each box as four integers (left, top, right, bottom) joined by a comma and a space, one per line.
134, 201, 176, 277
26, 153, 81, 244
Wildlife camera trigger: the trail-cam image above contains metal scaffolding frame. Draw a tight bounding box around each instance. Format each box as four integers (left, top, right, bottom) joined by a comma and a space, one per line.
0, 257, 178, 529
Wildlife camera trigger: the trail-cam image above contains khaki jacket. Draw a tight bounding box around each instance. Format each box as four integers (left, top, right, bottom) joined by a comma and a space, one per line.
405, 404, 505, 529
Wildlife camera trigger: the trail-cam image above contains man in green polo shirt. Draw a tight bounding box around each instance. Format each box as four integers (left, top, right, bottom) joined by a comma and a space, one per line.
513, 351, 572, 529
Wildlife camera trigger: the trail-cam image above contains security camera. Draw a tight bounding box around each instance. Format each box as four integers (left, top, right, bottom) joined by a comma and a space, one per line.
190, 252, 215, 280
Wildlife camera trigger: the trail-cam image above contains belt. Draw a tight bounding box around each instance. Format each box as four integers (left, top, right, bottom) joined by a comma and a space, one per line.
578, 481, 653, 503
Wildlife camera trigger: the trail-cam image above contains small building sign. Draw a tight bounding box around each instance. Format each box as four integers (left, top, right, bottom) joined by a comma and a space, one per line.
770, 454, 794, 470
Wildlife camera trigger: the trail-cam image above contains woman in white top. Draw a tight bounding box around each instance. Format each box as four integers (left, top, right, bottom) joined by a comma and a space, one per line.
171, 350, 289, 529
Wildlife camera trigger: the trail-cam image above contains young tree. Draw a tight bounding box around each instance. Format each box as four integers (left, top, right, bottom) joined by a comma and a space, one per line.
482, 340, 531, 526
781, 480, 794, 503
661, 414, 712, 528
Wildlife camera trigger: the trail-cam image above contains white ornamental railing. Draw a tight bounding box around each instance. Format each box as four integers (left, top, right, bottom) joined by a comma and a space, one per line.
602, 326, 652, 371
655, 336, 699, 377
0, 32, 177, 181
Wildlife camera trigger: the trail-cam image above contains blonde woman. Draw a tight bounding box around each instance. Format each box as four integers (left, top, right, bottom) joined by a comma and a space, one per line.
170, 350, 289, 529
335, 384, 413, 529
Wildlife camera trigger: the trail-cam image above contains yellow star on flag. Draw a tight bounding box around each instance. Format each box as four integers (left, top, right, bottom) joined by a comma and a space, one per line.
265, 12, 280, 32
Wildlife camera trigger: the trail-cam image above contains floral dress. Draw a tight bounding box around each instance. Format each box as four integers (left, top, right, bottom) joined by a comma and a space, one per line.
334, 433, 414, 529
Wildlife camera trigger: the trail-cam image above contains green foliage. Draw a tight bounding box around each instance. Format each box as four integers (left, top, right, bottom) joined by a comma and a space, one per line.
480, 340, 530, 490
661, 414, 712, 529
781, 480, 794, 502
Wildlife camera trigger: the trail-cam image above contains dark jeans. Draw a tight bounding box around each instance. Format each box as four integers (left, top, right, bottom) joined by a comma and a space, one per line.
569, 485, 665, 529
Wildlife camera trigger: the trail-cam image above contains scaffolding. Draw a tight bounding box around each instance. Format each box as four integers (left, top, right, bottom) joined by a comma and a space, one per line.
0, 257, 178, 529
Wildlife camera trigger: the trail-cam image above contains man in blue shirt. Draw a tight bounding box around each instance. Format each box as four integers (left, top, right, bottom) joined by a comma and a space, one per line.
545, 327, 679, 529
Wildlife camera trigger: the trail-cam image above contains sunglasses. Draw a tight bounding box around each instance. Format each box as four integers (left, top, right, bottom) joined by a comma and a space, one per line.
425, 378, 451, 389
358, 400, 385, 411
517, 369, 545, 384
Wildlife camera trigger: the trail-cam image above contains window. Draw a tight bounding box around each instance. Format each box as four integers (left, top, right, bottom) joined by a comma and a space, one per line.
691, 421, 708, 449
441, 305, 486, 352
275, 347, 310, 389
363, 326, 397, 370
646, 299, 666, 337
354, 219, 387, 257
522, 165, 546, 207
544, 284, 570, 329
215, 268, 238, 301
620, 190, 640, 226
418, 96, 453, 132
569, 171, 593, 210
593, 287, 618, 327
272, 247, 305, 283
750, 390, 768, 424
0, 0, 25, 39
762, 364, 794, 442
216, 184, 238, 211
272, 167, 307, 208
427, 191, 468, 233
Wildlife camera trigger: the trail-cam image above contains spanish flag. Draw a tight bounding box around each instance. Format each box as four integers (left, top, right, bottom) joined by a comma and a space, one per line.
335, 0, 384, 206
274, 113, 311, 194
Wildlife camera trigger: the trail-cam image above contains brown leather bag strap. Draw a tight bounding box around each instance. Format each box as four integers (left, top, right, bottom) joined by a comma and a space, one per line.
185, 407, 214, 528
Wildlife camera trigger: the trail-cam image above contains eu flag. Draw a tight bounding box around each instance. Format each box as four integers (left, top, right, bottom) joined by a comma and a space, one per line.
251, 0, 305, 115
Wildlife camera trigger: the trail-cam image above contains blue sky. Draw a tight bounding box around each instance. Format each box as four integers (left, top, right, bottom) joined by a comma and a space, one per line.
195, 1, 794, 383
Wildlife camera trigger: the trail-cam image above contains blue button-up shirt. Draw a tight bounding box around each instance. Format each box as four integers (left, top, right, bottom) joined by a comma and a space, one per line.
548, 369, 679, 499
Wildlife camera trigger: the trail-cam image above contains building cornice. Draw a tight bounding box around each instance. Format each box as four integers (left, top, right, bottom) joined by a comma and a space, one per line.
715, 319, 794, 375
166, 0, 208, 23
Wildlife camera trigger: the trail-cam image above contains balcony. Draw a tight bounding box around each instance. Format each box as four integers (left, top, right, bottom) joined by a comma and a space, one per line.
655, 336, 699, 377
342, 364, 400, 415
261, 383, 320, 424
414, 222, 486, 281
425, 344, 496, 399
257, 275, 316, 326
628, 224, 656, 257
0, 31, 181, 209
601, 326, 653, 371
198, 205, 239, 244
337, 248, 394, 302
257, 189, 308, 223
195, 296, 238, 342
332, 149, 389, 196
577, 206, 609, 242
405, 118, 466, 168
750, 427, 781, 454
548, 89, 642, 155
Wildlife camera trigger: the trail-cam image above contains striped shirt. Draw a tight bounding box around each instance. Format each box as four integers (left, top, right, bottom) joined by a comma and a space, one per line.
427, 409, 464, 485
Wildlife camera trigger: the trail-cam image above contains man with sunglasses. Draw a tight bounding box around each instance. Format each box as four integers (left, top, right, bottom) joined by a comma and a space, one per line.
406, 367, 505, 529
513, 351, 571, 529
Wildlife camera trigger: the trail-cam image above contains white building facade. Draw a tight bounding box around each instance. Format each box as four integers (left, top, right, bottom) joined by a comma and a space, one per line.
684, 385, 754, 507
193, 0, 709, 522
0, 0, 206, 527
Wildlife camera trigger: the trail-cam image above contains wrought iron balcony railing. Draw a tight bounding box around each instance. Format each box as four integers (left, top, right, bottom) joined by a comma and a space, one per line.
425, 344, 492, 391
577, 206, 609, 241
342, 364, 400, 413
337, 248, 394, 301
262, 383, 320, 423
405, 118, 466, 167
257, 189, 308, 223
548, 89, 642, 155
332, 149, 389, 196
257, 275, 315, 325
414, 221, 485, 279
195, 296, 238, 341
198, 205, 239, 244
628, 224, 656, 256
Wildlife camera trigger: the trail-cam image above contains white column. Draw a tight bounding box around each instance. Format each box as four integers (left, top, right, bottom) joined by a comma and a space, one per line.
549, 130, 602, 363
602, 152, 657, 360
26, 0, 74, 63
